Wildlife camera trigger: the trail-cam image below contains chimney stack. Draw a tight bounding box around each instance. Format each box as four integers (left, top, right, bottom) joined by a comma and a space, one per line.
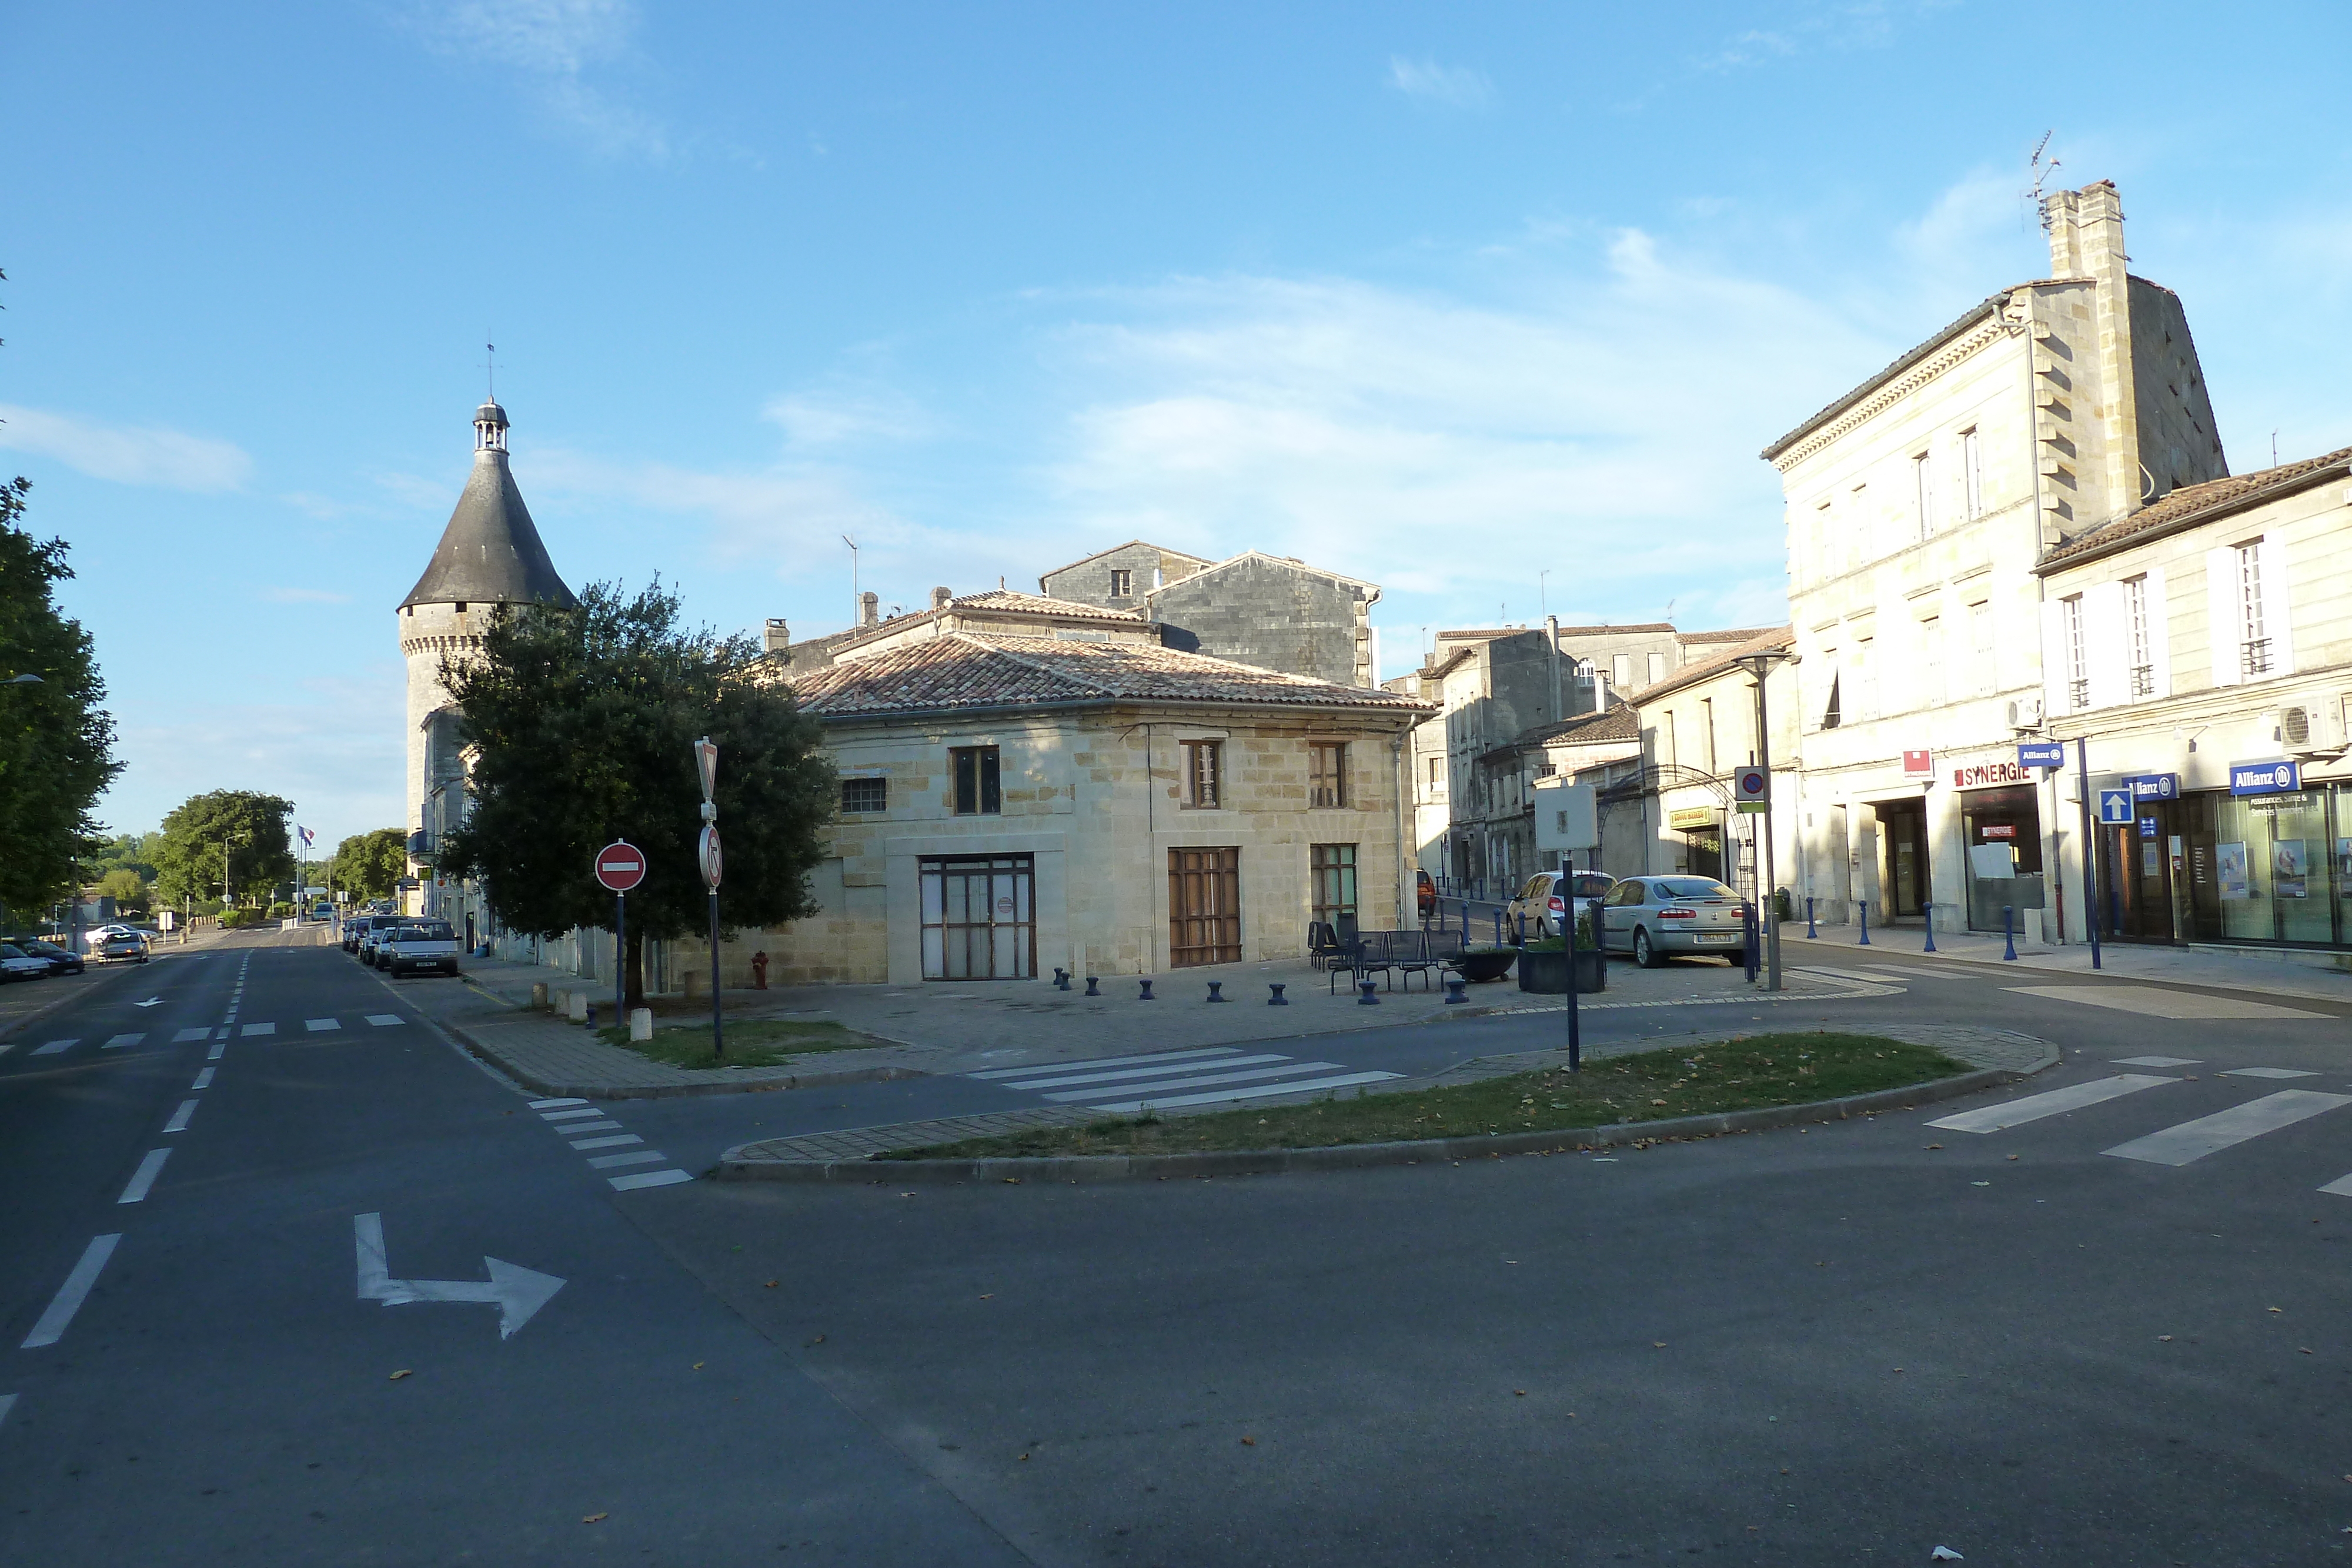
931, 586, 952, 611
763, 617, 790, 655
859, 591, 880, 628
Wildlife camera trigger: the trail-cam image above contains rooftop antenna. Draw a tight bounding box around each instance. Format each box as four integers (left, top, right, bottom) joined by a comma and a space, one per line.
484, 333, 497, 401
1539, 569, 1549, 618
1663, 597, 1676, 624
842, 534, 859, 626
2026, 131, 2061, 229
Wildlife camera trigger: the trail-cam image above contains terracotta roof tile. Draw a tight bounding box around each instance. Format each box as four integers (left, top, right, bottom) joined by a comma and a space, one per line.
791, 633, 1432, 720
2036, 447, 2352, 570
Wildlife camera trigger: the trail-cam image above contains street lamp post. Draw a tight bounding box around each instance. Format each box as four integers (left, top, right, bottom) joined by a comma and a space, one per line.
1733, 648, 1796, 994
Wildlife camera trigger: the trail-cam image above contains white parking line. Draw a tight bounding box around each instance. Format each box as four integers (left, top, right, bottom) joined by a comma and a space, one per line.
118, 1149, 172, 1203
569, 1134, 643, 1151
161, 1099, 197, 1134
1926, 1074, 2179, 1134
587, 1151, 667, 1168
2105, 1091, 2352, 1167
609, 1169, 693, 1191
31, 1039, 76, 1056
20, 1234, 121, 1349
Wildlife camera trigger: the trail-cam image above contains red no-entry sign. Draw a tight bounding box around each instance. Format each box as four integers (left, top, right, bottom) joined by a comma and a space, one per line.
594, 841, 646, 892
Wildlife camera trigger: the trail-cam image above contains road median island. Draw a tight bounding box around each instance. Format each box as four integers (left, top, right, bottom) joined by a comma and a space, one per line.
591, 1017, 893, 1071
719, 1031, 2043, 1183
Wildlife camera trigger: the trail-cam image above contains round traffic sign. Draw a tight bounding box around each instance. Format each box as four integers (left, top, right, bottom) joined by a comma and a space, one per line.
698, 824, 723, 890
1735, 767, 1767, 799
594, 840, 646, 892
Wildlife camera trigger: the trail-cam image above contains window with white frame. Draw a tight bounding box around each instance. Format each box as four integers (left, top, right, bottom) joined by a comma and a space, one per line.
1967, 600, 1993, 694
1855, 636, 1876, 719
1646, 651, 1666, 684
2062, 594, 2089, 710
1962, 428, 1983, 521
2124, 576, 2154, 697
1913, 452, 1934, 540
1612, 652, 1632, 688
1919, 616, 1943, 709
2236, 542, 2271, 676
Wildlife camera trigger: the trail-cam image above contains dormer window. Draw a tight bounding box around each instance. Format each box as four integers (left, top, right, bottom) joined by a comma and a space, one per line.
1110, 568, 1133, 598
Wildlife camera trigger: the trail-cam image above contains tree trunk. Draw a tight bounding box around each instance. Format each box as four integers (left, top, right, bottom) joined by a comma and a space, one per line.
625, 925, 647, 1011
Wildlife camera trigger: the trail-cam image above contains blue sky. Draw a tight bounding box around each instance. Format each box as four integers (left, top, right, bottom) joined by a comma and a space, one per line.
6, 0, 2351, 850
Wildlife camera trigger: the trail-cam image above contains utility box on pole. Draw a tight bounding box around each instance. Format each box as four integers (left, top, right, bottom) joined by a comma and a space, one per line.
1532, 779, 1598, 854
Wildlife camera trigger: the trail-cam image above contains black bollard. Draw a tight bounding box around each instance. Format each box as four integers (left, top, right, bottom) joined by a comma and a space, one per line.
1138, 978, 1155, 1001
1205, 981, 1225, 1002
1267, 983, 1288, 1005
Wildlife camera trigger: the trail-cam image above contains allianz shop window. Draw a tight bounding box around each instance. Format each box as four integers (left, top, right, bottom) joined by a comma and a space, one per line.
2100, 762, 2352, 947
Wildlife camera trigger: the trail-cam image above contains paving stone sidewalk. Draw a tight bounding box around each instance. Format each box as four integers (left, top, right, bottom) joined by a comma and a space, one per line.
1800, 920, 2352, 1005
720, 1024, 2054, 1167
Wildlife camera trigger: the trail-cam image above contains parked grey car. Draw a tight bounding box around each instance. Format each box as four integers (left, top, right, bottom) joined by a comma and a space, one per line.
1505, 870, 1618, 941
1598, 876, 1747, 967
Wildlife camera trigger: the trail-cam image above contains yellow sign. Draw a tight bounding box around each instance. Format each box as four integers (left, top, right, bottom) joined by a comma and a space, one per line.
1668, 806, 1716, 830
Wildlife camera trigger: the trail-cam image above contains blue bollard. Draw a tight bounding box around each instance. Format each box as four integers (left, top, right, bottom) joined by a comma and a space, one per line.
585, 1002, 597, 1029
1053, 967, 1069, 991
1493, 910, 1504, 947
1138, 978, 1155, 1001
1806, 896, 1817, 939
1857, 900, 1871, 945
1922, 904, 1937, 954
2002, 904, 2018, 962
1461, 901, 1470, 942
1205, 981, 1225, 1002
1268, 983, 1288, 1005
1358, 977, 1381, 1006
1743, 902, 1759, 982
1084, 975, 1100, 996
1444, 975, 1467, 1004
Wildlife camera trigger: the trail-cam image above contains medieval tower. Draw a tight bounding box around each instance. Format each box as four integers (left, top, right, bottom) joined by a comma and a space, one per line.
397, 398, 577, 915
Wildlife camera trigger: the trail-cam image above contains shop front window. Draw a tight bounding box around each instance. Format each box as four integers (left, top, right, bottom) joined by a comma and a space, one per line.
1960, 785, 2044, 931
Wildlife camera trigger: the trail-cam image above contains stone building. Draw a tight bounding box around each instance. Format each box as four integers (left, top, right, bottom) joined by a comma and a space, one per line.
2031, 446, 2352, 956
1763, 179, 2230, 941
721, 634, 1430, 985
396, 399, 577, 930
1039, 542, 1379, 687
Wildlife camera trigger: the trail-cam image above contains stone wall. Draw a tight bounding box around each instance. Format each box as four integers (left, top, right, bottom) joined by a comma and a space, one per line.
1040, 543, 1210, 610
1147, 555, 1373, 686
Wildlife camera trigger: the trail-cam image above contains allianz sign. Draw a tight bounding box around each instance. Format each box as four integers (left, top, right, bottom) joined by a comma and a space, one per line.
2229, 760, 2302, 796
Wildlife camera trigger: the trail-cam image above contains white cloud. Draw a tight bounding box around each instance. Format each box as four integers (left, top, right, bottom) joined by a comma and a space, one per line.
1387, 56, 1493, 109
409, 0, 668, 159
0, 404, 252, 492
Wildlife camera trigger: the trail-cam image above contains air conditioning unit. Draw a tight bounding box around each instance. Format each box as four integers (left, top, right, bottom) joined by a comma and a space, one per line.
2006, 696, 2044, 731
2282, 698, 2350, 757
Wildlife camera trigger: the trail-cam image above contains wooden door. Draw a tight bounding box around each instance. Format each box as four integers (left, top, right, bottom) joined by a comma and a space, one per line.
1168, 848, 1242, 967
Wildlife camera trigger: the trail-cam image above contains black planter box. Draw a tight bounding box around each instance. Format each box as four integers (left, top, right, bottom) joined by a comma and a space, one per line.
1451, 949, 1519, 984
1515, 947, 1608, 994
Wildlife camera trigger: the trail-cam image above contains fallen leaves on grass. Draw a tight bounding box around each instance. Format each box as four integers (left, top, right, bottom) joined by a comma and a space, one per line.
388, 1370, 412, 1381
583, 1513, 607, 1524
1240, 1436, 1256, 1446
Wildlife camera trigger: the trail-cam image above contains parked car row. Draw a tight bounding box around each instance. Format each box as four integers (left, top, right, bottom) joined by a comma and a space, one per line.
343, 914, 461, 978
1476, 871, 1756, 967
0, 930, 129, 982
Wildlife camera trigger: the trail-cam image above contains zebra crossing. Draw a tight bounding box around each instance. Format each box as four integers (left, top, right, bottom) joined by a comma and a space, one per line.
22, 1015, 407, 1058
528, 1097, 694, 1191
1927, 1058, 2352, 1189
968, 1045, 1404, 1114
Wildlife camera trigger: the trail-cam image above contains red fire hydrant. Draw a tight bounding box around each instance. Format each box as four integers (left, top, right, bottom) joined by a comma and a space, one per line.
751, 950, 769, 990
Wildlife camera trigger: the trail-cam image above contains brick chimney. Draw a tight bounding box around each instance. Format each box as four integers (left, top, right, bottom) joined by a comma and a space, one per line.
762, 617, 790, 654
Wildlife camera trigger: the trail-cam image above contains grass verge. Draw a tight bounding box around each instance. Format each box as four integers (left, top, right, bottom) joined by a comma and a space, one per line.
592, 1017, 883, 1071
881, 1032, 1967, 1159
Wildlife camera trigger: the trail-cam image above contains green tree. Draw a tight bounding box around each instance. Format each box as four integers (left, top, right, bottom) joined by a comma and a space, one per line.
95, 867, 148, 910
439, 580, 834, 1007
330, 828, 408, 901
95, 831, 160, 881
154, 790, 295, 907
0, 476, 123, 911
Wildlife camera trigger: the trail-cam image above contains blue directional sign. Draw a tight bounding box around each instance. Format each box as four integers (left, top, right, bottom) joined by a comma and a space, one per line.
2139, 816, 2159, 839
2123, 773, 2180, 801
2017, 741, 2066, 768
2097, 789, 2135, 825
2230, 760, 2301, 796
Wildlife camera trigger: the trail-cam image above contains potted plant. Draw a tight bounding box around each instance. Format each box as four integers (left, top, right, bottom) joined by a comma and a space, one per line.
1515, 910, 1606, 994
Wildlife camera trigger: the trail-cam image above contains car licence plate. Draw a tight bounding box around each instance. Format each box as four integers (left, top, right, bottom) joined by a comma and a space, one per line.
1697, 933, 1740, 944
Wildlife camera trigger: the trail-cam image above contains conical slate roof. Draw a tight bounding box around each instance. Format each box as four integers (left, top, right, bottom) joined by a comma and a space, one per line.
400, 402, 578, 610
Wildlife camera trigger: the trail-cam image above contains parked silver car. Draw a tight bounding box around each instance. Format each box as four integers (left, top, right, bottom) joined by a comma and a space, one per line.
1598, 876, 1748, 967
1504, 870, 1618, 941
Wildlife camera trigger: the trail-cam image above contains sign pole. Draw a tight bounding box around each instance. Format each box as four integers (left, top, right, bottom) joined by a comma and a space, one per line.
1561, 852, 1581, 1072
592, 841, 649, 1022
695, 737, 724, 1062
2076, 737, 2102, 971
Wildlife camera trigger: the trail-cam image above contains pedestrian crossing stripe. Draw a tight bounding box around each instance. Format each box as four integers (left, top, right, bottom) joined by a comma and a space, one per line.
1017, 1052, 1292, 1091
2103, 1091, 2352, 1167
31, 1039, 77, 1056
365, 1015, 403, 1027
239, 1022, 275, 1037
101, 1034, 145, 1049
171, 1028, 210, 1044
1087, 1071, 1406, 1115
305, 1018, 338, 1032
1928, 1074, 2177, 1135
968, 1045, 1244, 1079
970, 1044, 1404, 1113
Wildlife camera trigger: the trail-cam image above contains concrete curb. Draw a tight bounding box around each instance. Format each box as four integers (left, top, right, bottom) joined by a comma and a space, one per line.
715, 1050, 2056, 1185
429, 1009, 927, 1102
0, 951, 182, 1042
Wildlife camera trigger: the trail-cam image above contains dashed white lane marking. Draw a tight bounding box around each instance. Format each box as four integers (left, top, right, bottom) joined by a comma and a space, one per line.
2003, 984, 2326, 1020
0, 1393, 15, 1429
101, 1034, 145, 1050
609, 1169, 693, 1191
118, 1149, 172, 1203
2113, 1055, 2201, 1068
2105, 1091, 2352, 1167
239, 1022, 275, 1037
305, 1019, 338, 1032
969, 1045, 1244, 1079
1087, 1071, 1409, 1115
20, 1234, 121, 1348
569, 1134, 643, 1151
588, 1151, 667, 1169
2221, 1067, 2318, 1079
161, 1099, 197, 1134
31, 1039, 77, 1056
557, 1119, 627, 1135
171, 1028, 209, 1044
528, 1097, 589, 1109
365, 1015, 403, 1027
191, 1067, 214, 1091
206, 1041, 225, 1061
1927, 1074, 2179, 1135
540, 1107, 608, 1122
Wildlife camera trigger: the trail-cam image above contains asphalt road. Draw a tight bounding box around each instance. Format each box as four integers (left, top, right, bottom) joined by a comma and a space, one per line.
8, 931, 2352, 1563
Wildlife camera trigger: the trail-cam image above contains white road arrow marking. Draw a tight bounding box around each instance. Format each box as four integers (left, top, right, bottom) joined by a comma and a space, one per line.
352, 1213, 564, 1340
133, 998, 163, 1008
